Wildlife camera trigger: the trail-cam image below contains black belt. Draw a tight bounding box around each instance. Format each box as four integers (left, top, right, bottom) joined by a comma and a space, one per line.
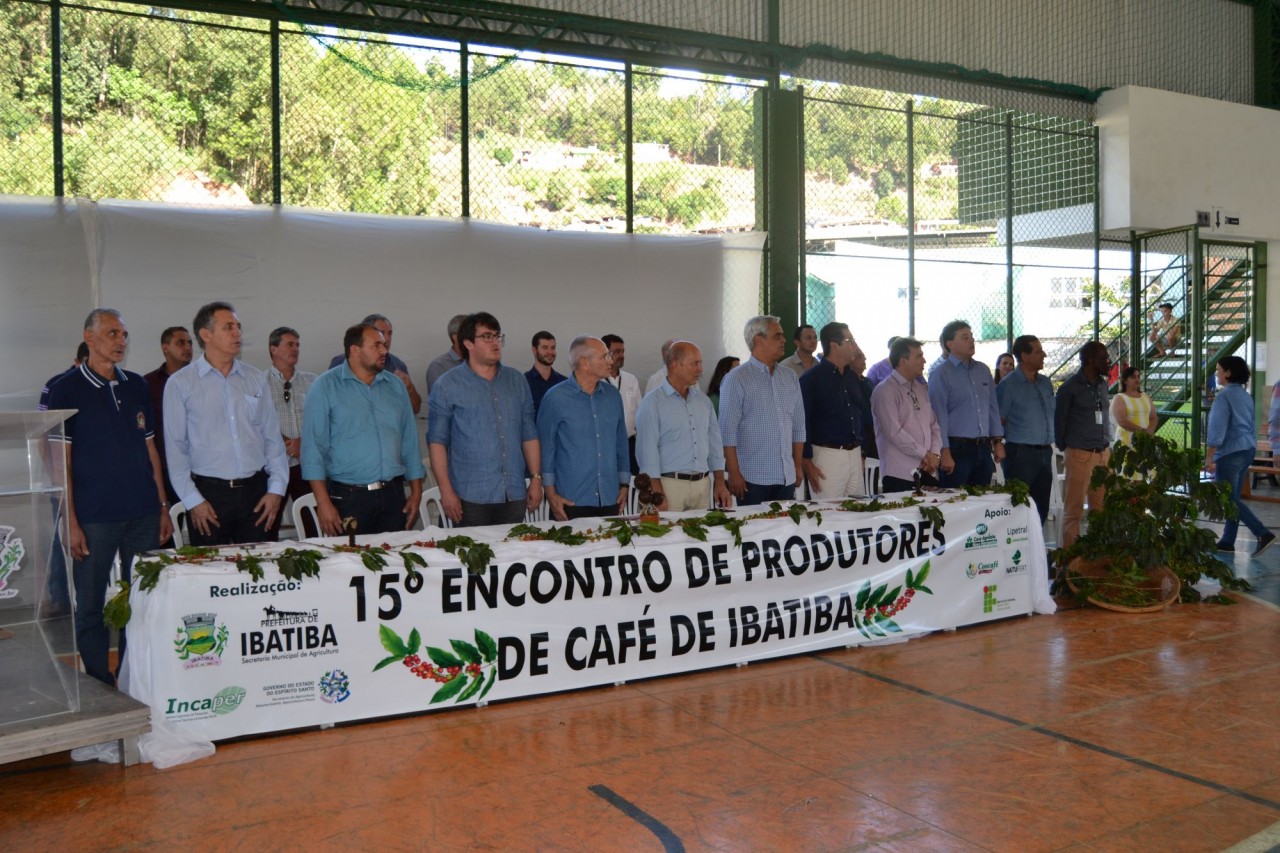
1008, 443, 1051, 450
661, 471, 708, 481
812, 442, 860, 451
328, 475, 404, 492
948, 436, 991, 447
1072, 446, 1109, 454
193, 470, 266, 489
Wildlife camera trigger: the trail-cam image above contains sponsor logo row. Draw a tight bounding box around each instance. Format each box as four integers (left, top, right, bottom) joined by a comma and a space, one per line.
163, 668, 352, 722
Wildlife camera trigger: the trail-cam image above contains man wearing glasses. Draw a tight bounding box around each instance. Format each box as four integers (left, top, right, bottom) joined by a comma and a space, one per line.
429, 312, 542, 528
799, 322, 868, 499
870, 337, 943, 494
265, 326, 317, 533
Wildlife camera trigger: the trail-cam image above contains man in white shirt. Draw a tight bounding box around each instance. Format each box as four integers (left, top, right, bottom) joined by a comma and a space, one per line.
602, 333, 643, 475
164, 301, 289, 545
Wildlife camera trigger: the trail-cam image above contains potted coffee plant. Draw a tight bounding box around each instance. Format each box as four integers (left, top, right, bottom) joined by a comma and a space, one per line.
1052, 432, 1251, 610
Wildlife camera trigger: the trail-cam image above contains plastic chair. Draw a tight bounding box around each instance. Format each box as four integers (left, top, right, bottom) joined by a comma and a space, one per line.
1044, 461, 1066, 549
291, 492, 320, 539
862, 458, 880, 497
419, 486, 454, 529
169, 501, 187, 549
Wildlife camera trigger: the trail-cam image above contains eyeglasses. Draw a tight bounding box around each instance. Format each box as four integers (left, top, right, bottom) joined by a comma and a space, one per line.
476, 333, 505, 344
283, 380, 292, 403
906, 385, 920, 411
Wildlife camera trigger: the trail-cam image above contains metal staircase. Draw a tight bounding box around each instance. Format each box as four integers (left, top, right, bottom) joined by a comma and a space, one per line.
1139, 256, 1250, 432
1043, 235, 1255, 448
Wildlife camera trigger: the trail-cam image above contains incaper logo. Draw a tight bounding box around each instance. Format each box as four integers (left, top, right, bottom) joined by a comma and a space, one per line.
164, 686, 247, 719
0, 526, 26, 600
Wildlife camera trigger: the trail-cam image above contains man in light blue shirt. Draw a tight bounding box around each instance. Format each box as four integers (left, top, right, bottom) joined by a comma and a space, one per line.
429, 312, 542, 528
996, 334, 1055, 526
927, 319, 1004, 488
636, 341, 731, 511
164, 301, 289, 545
718, 315, 806, 506
303, 322, 424, 536
538, 336, 629, 520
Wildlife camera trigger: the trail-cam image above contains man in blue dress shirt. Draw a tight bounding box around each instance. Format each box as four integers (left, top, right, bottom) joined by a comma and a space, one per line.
164, 301, 290, 546
635, 341, 731, 511
799, 322, 866, 499
927, 319, 1004, 488
46, 309, 173, 686
538, 336, 630, 520
303, 323, 424, 536
718, 315, 806, 506
327, 313, 422, 414
429, 312, 542, 527
996, 334, 1056, 526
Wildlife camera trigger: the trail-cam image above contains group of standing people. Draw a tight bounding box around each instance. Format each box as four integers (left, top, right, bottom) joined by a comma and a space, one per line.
37, 299, 1276, 689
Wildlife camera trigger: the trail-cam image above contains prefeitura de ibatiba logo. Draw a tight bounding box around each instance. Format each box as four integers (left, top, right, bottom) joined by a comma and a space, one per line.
375, 626, 499, 705
174, 612, 229, 668
0, 526, 26, 600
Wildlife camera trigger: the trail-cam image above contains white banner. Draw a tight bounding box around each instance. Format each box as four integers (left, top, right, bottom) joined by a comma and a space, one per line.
122, 495, 1052, 755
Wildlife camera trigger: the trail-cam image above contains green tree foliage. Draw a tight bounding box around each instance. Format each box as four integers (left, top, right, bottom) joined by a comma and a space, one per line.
1, 1, 1001, 234
280, 36, 441, 214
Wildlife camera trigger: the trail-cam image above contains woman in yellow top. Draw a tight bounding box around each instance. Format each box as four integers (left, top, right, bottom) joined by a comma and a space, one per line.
1111, 366, 1157, 446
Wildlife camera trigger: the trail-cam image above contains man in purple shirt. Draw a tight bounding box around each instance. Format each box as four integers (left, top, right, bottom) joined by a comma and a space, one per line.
864, 336, 900, 387
870, 337, 943, 493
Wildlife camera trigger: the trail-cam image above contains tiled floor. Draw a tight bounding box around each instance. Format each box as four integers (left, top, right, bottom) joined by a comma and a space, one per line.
5, 498, 1280, 851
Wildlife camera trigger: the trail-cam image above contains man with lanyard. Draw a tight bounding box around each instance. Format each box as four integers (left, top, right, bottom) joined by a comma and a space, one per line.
997, 334, 1056, 530
1054, 341, 1113, 549
539, 336, 630, 520
870, 337, 943, 493
46, 309, 173, 686
304, 322, 423, 535
265, 326, 317, 528
429, 312, 542, 528
928, 319, 1004, 487
635, 341, 731, 511
164, 301, 289, 545
718, 315, 806, 506
602, 333, 643, 475
800, 321, 867, 499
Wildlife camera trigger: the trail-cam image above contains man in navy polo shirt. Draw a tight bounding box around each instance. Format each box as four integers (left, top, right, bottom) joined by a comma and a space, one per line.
45, 309, 173, 687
